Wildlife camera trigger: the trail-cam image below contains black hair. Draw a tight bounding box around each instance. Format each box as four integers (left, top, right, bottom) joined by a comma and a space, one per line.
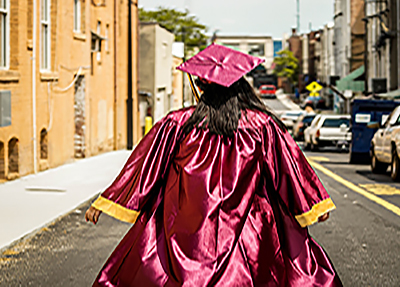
182, 77, 286, 137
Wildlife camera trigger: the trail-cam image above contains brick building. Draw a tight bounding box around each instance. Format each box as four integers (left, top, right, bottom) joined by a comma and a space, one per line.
287, 28, 303, 91
0, 0, 140, 180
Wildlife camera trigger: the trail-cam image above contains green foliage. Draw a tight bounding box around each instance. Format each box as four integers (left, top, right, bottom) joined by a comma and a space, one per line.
139, 6, 209, 53
272, 50, 299, 84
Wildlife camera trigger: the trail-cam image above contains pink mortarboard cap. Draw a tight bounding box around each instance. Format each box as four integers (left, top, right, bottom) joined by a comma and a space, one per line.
176, 43, 265, 87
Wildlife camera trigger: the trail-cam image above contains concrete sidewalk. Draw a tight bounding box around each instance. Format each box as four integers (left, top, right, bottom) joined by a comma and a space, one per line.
0, 150, 132, 250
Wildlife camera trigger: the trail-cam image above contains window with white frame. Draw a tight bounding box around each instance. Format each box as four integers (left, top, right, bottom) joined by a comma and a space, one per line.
0, 0, 9, 68
41, 0, 50, 70
96, 21, 101, 62
74, 0, 81, 32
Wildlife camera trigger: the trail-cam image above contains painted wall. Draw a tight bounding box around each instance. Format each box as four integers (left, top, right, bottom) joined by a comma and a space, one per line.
0, 0, 139, 180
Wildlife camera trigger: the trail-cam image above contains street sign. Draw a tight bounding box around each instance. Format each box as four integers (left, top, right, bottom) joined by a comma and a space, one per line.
306, 81, 323, 97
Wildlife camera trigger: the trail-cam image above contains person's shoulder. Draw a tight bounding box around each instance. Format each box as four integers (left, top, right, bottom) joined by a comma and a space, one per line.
241, 109, 275, 128
164, 106, 196, 125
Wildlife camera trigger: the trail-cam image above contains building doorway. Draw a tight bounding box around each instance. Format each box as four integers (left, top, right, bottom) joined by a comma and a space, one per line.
8, 138, 19, 173
74, 75, 86, 158
0, 142, 4, 179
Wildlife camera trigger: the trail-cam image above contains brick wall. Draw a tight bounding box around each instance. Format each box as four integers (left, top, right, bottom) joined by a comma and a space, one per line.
10, 0, 19, 69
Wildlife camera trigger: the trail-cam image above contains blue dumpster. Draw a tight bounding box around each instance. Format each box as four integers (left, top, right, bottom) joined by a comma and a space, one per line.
350, 99, 400, 163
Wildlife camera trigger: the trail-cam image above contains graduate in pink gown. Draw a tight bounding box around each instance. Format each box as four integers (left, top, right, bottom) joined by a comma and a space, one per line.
86, 44, 342, 286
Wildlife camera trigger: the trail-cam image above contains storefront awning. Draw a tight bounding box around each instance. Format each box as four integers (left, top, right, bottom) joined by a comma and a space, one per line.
336, 66, 365, 92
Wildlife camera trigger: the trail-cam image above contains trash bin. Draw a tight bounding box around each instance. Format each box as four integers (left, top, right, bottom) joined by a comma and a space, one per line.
349, 99, 400, 163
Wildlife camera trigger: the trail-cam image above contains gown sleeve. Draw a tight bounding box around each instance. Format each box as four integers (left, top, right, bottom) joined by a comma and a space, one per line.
91, 115, 180, 224
262, 117, 336, 228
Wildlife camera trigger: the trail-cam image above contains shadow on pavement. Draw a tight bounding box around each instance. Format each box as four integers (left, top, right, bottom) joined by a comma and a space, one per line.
355, 170, 393, 183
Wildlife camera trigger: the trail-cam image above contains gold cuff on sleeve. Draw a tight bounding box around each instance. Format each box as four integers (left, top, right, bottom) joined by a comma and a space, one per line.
92, 196, 140, 224
295, 198, 336, 228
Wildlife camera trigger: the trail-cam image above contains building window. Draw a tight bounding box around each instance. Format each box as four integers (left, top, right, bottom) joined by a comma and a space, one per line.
40, 129, 48, 159
41, 0, 50, 70
8, 137, 18, 173
105, 24, 109, 52
96, 21, 101, 61
0, 0, 9, 68
74, 0, 81, 32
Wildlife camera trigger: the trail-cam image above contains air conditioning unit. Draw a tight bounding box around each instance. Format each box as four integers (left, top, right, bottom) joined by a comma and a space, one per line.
330, 76, 340, 86
372, 78, 387, 94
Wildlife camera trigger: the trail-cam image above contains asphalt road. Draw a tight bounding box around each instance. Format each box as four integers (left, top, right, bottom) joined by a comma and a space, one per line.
1, 124, 400, 285
305, 147, 400, 286
261, 97, 289, 112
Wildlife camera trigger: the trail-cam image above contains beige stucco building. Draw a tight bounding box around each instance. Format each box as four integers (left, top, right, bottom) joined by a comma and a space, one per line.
214, 35, 274, 73
139, 22, 175, 123
0, 0, 140, 180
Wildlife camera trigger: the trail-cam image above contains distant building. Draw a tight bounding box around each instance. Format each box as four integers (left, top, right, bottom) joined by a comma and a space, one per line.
334, 0, 365, 79
214, 35, 274, 73
172, 42, 184, 111
287, 28, 303, 91
0, 0, 140, 180
139, 22, 174, 123
273, 40, 283, 58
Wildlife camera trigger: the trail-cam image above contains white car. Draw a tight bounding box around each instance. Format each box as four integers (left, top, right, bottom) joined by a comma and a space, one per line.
304, 114, 351, 151
370, 105, 400, 181
280, 111, 306, 132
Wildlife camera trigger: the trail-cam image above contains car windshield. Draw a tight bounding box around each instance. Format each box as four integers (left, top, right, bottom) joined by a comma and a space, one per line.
303, 115, 316, 123
283, 112, 302, 117
322, 118, 350, 127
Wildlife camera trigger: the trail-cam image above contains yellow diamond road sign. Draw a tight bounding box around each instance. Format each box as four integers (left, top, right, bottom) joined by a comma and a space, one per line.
306, 81, 323, 96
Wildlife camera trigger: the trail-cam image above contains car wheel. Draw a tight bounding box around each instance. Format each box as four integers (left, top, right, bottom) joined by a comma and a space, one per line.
304, 138, 310, 150
391, 150, 400, 181
310, 141, 318, 152
371, 151, 388, 174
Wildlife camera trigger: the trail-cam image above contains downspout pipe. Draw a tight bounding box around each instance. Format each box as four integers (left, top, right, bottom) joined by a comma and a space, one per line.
113, 0, 117, 150
127, 0, 133, 150
32, 0, 37, 173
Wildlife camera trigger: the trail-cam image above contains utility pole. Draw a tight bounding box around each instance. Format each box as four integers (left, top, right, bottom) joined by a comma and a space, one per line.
127, 0, 133, 150
363, 0, 369, 95
297, 0, 300, 33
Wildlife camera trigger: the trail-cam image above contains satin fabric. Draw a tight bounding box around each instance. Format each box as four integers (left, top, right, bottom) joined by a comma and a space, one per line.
176, 43, 264, 87
93, 107, 342, 287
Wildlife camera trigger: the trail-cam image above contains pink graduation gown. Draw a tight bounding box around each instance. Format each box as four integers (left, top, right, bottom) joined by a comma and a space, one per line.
91, 107, 342, 286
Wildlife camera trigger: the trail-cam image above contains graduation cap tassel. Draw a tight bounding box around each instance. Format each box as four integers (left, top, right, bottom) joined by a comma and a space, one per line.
187, 73, 200, 103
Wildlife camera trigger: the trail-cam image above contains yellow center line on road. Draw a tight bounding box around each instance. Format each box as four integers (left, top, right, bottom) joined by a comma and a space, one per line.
309, 160, 400, 217
308, 156, 330, 162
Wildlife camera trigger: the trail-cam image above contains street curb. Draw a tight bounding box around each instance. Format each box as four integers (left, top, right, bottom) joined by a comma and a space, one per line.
0, 149, 133, 251
0, 194, 99, 254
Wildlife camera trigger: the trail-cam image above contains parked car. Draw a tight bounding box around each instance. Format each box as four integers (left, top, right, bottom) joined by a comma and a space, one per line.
258, 85, 277, 99
280, 110, 306, 132
304, 114, 351, 151
300, 96, 326, 110
292, 113, 317, 141
369, 105, 400, 181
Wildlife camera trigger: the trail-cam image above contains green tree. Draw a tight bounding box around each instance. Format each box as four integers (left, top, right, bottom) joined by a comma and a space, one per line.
272, 50, 299, 85
139, 6, 209, 53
